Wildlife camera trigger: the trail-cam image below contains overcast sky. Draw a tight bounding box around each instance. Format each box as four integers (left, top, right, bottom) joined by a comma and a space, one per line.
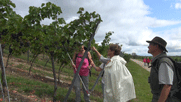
12, 0, 181, 56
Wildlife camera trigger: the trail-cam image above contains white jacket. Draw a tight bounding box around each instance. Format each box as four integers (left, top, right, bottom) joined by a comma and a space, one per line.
104, 55, 136, 102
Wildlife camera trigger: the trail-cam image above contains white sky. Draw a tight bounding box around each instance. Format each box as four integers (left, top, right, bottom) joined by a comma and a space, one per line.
12, 0, 181, 56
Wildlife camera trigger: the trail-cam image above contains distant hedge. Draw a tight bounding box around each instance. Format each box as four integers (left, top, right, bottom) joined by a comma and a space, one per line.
122, 53, 132, 63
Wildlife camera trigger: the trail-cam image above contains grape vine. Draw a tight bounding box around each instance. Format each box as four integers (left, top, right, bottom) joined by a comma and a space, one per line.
0, 0, 116, 101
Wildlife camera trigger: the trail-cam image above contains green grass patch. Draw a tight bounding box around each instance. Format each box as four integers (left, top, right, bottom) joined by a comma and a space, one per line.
3, 74, 77, 101
2, 49, 152, 101
126, 60, 152, 102
15, 64, 24, 69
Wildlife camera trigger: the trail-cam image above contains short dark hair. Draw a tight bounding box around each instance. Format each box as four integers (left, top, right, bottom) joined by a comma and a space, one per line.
109, 44, 121, 55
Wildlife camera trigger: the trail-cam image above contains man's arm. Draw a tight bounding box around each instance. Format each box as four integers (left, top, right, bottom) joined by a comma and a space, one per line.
158, 85, 172, 102
158, 63, 173, 102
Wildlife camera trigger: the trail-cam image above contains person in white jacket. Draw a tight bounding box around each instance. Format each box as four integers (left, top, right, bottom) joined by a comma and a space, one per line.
92, 44, 136, 102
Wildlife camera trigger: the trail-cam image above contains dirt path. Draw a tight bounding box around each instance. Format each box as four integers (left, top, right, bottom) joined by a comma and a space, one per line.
131, 59, 151, 72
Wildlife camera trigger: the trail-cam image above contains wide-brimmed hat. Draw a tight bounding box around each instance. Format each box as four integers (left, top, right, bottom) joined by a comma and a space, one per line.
146, 36, 168, 52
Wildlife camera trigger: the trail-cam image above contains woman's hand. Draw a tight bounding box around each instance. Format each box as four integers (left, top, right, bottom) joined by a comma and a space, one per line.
91, 46, 97, 52
88, 65, 92, 69
91, 46, 101, 59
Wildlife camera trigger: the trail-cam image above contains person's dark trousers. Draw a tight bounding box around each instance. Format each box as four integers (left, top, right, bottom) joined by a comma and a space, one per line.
152, 94, 180, 102
101, 81, 104, 98
74, 75, 90, 102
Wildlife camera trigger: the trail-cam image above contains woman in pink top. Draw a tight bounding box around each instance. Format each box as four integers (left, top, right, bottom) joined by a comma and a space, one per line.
146, 58, 150, 66
72, 45, 94, 102
74, 53, 90, 76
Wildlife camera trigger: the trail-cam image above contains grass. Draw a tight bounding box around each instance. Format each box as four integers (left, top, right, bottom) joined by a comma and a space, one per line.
15, 64, 24, 69
5, 74, 103, 101
2, 49, 152, 101
7, 75, 53, 96
126, 60, 152, 102
4, 74, 76, 101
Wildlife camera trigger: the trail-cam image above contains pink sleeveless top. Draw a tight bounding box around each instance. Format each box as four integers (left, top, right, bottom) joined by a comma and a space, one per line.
74, 53, 89, 76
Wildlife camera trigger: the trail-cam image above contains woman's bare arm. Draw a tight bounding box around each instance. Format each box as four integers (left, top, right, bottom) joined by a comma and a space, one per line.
92, 46, 101, 59
94, 66, 103, 71
88, 51, 94, 66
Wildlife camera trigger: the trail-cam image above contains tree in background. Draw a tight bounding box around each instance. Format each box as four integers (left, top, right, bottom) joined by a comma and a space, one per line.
99, 31, 113, 56
132, 52, 137, 59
